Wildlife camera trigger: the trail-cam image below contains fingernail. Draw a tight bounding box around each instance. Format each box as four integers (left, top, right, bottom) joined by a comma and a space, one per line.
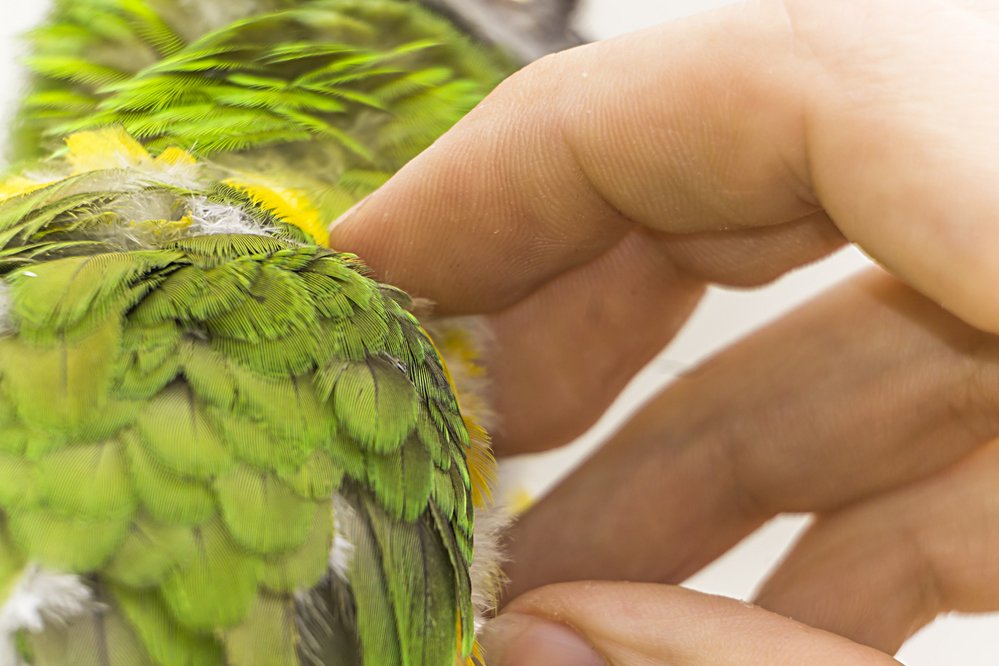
479, 613, 607, 666
328, 195, 371, 232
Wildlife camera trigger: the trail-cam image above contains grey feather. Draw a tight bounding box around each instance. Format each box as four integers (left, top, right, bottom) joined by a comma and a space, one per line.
295, 576, 361, 666
418, 0, 585, 62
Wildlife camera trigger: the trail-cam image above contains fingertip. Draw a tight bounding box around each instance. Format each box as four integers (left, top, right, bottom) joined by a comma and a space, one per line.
932, 266, 999, 337
479, 613, 607, 666
939, 303, 999, 341
876, 242, 999, 338
493, 582, 901, 665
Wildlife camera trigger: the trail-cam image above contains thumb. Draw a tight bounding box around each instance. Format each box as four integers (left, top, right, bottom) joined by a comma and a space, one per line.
479, 582, 900, 665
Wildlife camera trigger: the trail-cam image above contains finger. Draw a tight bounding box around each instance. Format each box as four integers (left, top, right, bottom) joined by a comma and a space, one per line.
480, 582, 899, 666
755, 436, 999, 653
504, 271, 999, 597
333, 0, 999, 333
486, 213, 843, 454
482, 228, 704, 454
331, 1, 822, 311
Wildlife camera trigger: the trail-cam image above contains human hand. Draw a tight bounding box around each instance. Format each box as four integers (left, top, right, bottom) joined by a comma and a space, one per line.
479, 271, 999, 663
332, 0, 999, 662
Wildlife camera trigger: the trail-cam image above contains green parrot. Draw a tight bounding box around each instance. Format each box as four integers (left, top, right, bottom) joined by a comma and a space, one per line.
0, 1, 579, 664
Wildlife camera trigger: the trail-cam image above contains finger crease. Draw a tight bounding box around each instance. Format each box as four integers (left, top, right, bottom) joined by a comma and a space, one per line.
900, 522, 948, 628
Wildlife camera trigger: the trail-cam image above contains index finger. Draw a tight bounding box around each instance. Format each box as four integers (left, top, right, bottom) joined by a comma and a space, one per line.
332, 0, 999, 332
482, 583, 900, 666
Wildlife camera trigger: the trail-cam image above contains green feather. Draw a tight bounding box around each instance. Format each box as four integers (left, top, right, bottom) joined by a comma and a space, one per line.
0, 452, 34, 510
134, 384, 233, 479
340, 494, 401, 666
114, 322, 182, 399
213, 328, 322, 377
203, 263, 318, 344
178, 342, 240, 409
0, 319, 125, 439
102, 518, 197, 587
113, 584, 224, 665
7, 508, 131, 571
223, 594, 301, 666
327, 357, 420, 453
260, 503, 334, 592
117, 0, 186, 57
214, 464, 319, 555
365, 434, 434, 522
0, 519, 25, 601
7, 252, 178, 338
345, 492, 458, 666
430, 503, 474, 656
122, 430, 217, 526
320, 427, 367, 481
233, 372, 332, 456
211, 411, 301, 472
279, 449, 345, 500
28, 602, 156, 666
22, 55, 128, 87
430, 467, 456, 521
159, 518, 263, 631
33, 439, 135, 520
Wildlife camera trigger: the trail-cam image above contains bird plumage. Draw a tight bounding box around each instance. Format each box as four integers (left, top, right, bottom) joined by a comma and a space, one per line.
0, 127, 481, 664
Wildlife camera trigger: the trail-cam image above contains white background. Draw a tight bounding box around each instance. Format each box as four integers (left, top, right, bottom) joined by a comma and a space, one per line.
0, 0, 995, 662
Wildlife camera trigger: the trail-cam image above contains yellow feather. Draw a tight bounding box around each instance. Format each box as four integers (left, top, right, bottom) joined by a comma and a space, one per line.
457, 618, 487, 666
154, 146, 197, 166
464, 417, 496, 509
436, 327, 487, 379
467, 640, 486, 666
0, 176, 52, 202
65, 126, 151, 173
224, 178, 330, 246
506, 487, 535, 516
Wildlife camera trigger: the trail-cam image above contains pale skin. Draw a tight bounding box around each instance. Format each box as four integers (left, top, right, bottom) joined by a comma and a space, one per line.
332, 0, 999, 662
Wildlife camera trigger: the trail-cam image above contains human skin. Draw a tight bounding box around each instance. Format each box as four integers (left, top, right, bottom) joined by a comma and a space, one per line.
333, 0, 999, 662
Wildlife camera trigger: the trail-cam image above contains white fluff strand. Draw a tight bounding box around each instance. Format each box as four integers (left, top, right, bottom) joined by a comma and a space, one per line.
0, 566, 98, 666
